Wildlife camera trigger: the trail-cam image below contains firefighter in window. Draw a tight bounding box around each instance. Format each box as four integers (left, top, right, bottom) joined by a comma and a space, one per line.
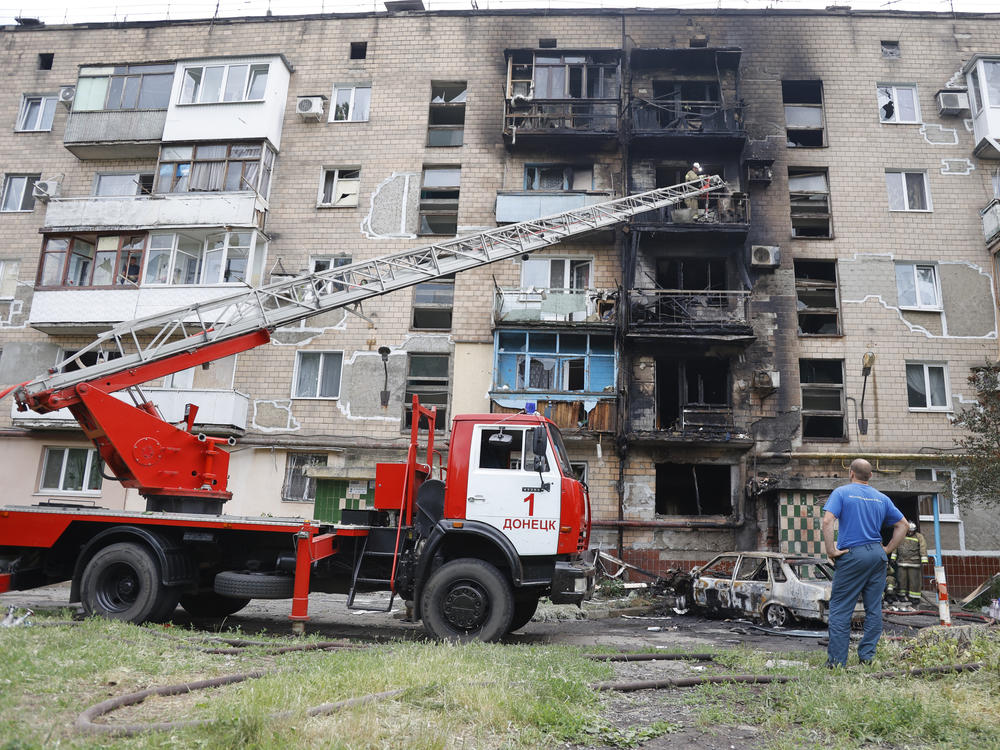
890, 521, 928, 611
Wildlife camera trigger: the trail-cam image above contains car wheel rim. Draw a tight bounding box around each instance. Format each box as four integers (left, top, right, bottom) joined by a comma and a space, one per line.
443, 580, 489, 631
767, 606, 785, 626
96, 562, 140, 613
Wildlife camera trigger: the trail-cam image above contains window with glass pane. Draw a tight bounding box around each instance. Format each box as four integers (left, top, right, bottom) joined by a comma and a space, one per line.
1, 174, 39, 212
788, 168, 831, 237
320, 168, 361, 207
412, 275, 455, 330
65, 240, 95, 287
915, 468, 956, 516
419, 166, 460, 235
95, 173, 153, 196
799, 359, 845, 439
885, 171, 930, 211
495, 331, 614, 393
877, 83, 920, 123
74, 64, 174, 111
39, 447, 102, 493
294, 351, 343, 398
282, 453, 326, 502
17, 95, 57, 131
331, 84, 372, 122
428, 81, 466, 147
179, 63, 267, 104
404, 354, 450, 431
782, 80, 825, 147
906, 363, 949, 409
156, 143, 268, 194
895, 263, 939, 309
520, 258, 591, 289
984, 61, 1000, 107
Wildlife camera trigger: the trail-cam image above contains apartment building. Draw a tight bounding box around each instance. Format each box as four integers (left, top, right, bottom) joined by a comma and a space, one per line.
1, 6, 998, 595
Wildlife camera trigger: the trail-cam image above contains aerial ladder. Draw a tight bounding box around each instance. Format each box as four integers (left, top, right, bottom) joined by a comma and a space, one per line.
10, 176, 726, 515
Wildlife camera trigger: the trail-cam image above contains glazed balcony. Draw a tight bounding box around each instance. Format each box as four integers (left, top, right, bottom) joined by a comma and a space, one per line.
43, 191, 267, 232
983, 198, 1000, 246
493, 287, 616, 326
495, 190, 613, 223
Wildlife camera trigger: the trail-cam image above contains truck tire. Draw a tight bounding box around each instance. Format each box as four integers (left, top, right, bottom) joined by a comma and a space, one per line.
80, 542, 172, 624
214, 570, 294, 599
508, 595, 539, 633
179, 592, 251, 618
421, 558, 514, 643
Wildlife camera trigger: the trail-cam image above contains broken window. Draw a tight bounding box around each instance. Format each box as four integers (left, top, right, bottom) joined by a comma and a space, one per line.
404, 354, 450, 431
319, 168, 361, 207
506, 51, 619, 100
788, 168, 832, 237
895, 263, 940, 309
656, 257, 727, 291
881, 41, 901, 58
520, 257, 592, 290
495, 331, 614, 393
155, 142, 275, 197
293, 351, 343, 399
655, 358, 729, 430
330, 83, 371, 122
885, 170, 930, 211
282, 453, 326, 502
799, 359, 845, 439
350, 41, 367, 60
906, 362, 949, 410
427, 81, 466, 147
735, 556, 768, 582
412, 274, 455, 330
877, 83, 920, 124
794, 259, 840, 335
654, 462, 732, 516
418, 166, 460, 235
524, 164, 593, 191
782, 80, 825, 147
37, 53, 54, 70
650, 80, 722, 131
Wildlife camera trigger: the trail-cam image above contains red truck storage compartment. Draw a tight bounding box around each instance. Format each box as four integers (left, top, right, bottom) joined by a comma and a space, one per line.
374, 463, 406, 510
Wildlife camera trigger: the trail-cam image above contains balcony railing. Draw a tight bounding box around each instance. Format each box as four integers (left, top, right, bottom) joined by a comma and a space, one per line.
631, 192, 749, 227
982, 198, 1000, 245
64, 109, 168, 159
630, 98, 744, 135
492, 398, 616, 433
503, 99, 619, 136
44, 191, 267, 231
627, 289, 751, 332
494, 287, 616, 324
11, 388, 250, 434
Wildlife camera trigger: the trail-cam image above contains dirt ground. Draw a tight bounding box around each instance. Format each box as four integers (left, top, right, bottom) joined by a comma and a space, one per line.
2, 582, 938, 749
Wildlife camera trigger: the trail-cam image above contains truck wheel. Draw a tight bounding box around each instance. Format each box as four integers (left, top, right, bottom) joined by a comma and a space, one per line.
80, 542, 170, 624
179, 592, 251, 617
214, 570, 294, 599
507, 595, 539, 633
421, 558, 513, 643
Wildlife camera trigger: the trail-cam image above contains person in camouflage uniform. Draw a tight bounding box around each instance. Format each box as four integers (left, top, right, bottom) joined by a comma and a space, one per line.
891, 522, 928, 609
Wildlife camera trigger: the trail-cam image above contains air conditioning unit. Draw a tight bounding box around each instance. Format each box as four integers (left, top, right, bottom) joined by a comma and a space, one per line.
31, 179, 60, 202
751, 370, 780, 390
58, 85, 76, 108
296, 96, 325, 120
751, 244, 780, 268
936, 89, 969, 117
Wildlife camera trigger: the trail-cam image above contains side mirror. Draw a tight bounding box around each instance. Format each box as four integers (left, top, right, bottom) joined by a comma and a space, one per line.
532, 425, 547, 456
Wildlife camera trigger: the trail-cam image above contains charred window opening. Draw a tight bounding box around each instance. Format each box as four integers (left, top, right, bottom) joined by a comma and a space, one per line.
794, 259, 840, 335
800, 359, 845, 439
657, 257, 727, 292
782, 80, 825, 147
650, 80, 721, 130
735, 556, 768, 581
655, 462, 732, 516
350, 42, 367, 60
881, 41, 901, 59
788, 168, 831, 238
655, 357, 730, 430
37, 53, 54, 71
427, 81, 466, 147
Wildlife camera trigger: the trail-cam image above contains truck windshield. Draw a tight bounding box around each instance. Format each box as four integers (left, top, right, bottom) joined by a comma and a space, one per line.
547, 424, 575, 477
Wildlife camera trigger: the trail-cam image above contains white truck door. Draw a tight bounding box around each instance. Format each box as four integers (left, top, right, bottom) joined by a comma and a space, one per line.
465, 424, 561, 556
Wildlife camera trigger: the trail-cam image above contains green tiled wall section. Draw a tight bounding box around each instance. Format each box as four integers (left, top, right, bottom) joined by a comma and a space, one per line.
779, 491, 824, 556
314, 478, 376, 523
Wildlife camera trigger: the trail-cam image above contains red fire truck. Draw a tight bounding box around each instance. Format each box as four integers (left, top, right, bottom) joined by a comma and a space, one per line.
0, 178, 725, 641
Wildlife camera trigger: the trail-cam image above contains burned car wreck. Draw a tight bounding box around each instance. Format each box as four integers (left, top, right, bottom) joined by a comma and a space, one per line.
661, 552, 856, 627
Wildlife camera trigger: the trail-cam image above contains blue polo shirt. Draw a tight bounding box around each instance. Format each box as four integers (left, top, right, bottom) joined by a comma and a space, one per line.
823, 482, 903, 549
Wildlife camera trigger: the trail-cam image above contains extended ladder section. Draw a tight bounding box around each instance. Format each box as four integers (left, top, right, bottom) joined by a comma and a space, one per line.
16, 176, 725, 408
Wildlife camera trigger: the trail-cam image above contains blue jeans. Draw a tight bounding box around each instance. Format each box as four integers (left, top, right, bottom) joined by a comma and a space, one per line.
827, 542, 887, 667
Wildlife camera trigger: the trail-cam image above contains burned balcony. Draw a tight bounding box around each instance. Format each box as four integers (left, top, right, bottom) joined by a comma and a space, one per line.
492, 399, 616, 434
503, 49, 621, 148
629, 96, 744, 149
493, 286, 616, 326
625, 289, 753, 341
630, 191, 749, 234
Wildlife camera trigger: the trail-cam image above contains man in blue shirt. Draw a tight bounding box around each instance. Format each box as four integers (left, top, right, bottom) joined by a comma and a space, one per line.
822, 458, 909, 667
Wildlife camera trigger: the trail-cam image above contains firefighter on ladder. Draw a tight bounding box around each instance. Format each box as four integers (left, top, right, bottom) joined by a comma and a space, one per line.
685, 162, 710, 218
891, 521, 928, 610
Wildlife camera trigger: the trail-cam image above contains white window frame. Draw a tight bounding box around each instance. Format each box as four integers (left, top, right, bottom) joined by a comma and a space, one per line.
318, 167, 361, 207
895, 263, 941, 310
179, 62, 269, 105
329, 84, 371, 122
282, 452, 327, 502
143, 230, 262, 287
520, 257, 593, 290
0, 259, 19, 300
1, 174, 39, 213
906, 362, 951, 411
38, 446, 103, 495
93, 172, 154, 197
885, 170, 932, 212
292, 351, 344, 400
877, 83, 921, 124
16, 94, 57, 132
916, 467, 960, 522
